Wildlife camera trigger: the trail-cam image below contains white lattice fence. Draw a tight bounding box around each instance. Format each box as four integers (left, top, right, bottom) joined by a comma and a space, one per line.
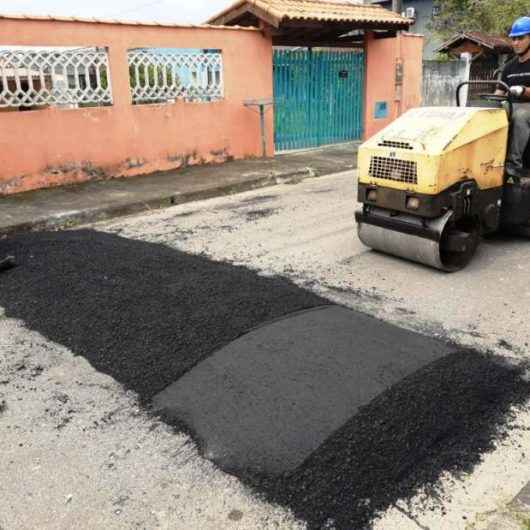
0, 48, 112, 108
128, 49, 223, 104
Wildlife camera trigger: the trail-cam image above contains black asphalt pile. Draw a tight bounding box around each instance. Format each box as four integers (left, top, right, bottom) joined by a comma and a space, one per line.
260, 351, 530, 530
0, 230, 327, 401
3, 231, 530, 530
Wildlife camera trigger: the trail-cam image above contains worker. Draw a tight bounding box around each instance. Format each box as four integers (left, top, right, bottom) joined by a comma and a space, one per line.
495, 16, 530, 181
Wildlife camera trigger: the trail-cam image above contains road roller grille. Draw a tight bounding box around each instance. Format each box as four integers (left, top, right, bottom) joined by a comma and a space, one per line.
368, 156, 418, 185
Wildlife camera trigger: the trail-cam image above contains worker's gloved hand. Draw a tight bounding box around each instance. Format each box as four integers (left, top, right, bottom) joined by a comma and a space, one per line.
509, 85, 525, 98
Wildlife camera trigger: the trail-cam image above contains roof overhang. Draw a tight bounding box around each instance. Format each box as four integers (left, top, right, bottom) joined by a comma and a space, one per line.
436, 33, 513, 56
207, 0, 412, 48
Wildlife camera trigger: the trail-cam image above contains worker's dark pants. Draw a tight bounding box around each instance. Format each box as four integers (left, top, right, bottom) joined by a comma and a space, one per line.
506, 102, 530, 179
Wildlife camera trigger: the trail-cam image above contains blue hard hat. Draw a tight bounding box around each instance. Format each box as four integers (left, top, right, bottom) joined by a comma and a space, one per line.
509, 16, 530, 37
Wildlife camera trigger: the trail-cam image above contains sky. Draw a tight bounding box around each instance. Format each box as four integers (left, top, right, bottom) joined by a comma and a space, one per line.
0, 0, 236, 24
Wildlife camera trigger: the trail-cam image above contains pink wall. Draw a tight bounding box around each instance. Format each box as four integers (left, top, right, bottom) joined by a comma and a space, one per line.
400, 33, 424, 112
0, 17, 273, 195
363, 32, 423, 140
0, 16, 423, 196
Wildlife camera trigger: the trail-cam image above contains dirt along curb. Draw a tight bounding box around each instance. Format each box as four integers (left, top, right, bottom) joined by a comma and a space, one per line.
0, 166, 355, 237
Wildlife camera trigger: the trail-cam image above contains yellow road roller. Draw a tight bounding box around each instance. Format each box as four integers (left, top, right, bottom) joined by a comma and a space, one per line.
355, 81, 530, 271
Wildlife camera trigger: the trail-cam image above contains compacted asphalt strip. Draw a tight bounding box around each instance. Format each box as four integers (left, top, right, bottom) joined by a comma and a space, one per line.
1, 228, 530, 529
152, 305, 454, 476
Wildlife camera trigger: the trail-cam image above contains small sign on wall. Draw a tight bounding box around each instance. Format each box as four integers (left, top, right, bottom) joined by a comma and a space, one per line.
339, 70, 349, 79
374, 101, 388, 119
395, 59, 403, 86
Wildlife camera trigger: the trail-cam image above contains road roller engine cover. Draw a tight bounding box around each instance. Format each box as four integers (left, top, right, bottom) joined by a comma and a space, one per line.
355, 104, 530, 271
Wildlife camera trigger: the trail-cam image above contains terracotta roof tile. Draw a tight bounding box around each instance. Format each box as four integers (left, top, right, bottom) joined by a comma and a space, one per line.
437, 31, 513, 54
0, 12, 258, 31
465, 31, 513, 52
208, 0, 412, 27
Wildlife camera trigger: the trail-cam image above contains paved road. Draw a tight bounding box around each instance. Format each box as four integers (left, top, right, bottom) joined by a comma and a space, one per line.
1, 170, 530, 529
109, 170, 530, 357
106, 169, 530, 528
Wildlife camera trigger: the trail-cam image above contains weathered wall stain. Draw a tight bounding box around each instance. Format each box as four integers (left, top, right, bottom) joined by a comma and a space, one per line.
0, 162, 109, 195
0, 146, 242, 195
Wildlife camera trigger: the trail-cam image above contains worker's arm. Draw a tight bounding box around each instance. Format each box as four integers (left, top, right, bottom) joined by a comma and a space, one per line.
496, 69, 509, 96
494, 85, 530, 100
509, 85, 530, 100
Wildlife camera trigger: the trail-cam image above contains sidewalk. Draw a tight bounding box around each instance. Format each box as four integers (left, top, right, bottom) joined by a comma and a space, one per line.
0, 142, 358, 235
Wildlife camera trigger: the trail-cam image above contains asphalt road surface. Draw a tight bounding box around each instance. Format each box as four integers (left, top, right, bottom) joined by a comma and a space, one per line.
1, 170, 530, 530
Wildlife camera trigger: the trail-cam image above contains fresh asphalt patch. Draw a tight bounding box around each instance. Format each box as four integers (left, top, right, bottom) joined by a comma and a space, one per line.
2, 230, 530, 529
241, 194, 278, 204
245, 208, 280, 222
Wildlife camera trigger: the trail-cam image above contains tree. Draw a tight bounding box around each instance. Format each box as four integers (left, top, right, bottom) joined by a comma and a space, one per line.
430, 0, 530, 40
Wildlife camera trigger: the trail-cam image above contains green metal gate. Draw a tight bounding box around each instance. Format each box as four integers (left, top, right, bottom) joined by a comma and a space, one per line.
273, 49, 364, 152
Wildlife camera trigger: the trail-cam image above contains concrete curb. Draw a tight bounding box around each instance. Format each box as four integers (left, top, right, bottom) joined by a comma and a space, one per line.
0, 166, 323, 236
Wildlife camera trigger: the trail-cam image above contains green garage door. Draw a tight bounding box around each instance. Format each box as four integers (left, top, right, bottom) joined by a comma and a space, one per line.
273, 48, 364, 152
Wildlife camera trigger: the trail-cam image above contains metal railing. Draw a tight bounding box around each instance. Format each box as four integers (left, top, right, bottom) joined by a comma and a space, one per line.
127, 49, 223, 104
0, 47, 113, 108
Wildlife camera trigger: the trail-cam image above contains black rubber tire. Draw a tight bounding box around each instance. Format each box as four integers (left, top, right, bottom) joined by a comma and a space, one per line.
439, 219, 480, 272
